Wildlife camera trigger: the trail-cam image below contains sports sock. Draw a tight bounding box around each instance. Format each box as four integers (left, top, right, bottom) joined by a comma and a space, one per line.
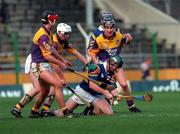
15, 94, 33, 110
42, 95, 55, 111
32, 107, 39, 112
126, 99, 134, 107
42, 104, 50, 111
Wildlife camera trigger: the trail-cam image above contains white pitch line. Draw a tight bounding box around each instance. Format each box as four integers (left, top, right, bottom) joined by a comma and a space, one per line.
117, 113, 179, 118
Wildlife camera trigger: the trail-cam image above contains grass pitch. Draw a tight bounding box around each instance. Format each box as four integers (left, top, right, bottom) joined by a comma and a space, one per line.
0, 92, 180, 134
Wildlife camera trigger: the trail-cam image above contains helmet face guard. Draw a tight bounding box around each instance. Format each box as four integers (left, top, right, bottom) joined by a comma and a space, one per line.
48, 14, 58, 21
56, 23, 72, 41
41, 10, 58, 25
109, 55, 123, 69
48, 14, 58, 25
103, 19, 116, 37
103, 19, 115, 28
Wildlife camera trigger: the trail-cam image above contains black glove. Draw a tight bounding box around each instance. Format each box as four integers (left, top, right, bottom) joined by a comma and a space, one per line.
129, 105, 141, 113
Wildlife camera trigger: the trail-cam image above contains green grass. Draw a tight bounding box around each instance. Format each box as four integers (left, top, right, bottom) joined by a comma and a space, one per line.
0, 92, 180, 134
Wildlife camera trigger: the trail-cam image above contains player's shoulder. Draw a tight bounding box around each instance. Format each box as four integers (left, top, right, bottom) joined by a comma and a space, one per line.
115, 28, 122, 34
37, 26, 47, 34
34, 27, 42, 37
33, 27, 48, 41
52, 33, 56, 38
115, 27, 121, 32
94, 31, 104, 41
94, 27, 103, 35
114, 30, 124, 39
91, 27, 103, 39
36, 26, 52, 38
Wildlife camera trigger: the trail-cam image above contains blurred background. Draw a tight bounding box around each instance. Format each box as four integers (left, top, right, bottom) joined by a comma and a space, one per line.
0, 0, 180, 88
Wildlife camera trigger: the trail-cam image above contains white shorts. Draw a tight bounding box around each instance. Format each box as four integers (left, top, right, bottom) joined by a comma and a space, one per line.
70, 85, 103, 105
24, 54, 32, 74
31, 62, 52, 79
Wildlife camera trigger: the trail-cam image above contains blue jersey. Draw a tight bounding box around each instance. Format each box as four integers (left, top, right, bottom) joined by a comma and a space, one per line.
79, 64, 114, 96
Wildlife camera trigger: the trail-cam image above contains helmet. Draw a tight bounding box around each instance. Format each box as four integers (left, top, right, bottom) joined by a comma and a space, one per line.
41, 10, 58, 25
109, 55, 123, 68
100, 10, 112, 19
101, 15, 113, 25
87, 63, 97, 72
100, 11, 113, 25
57, 23, 72, 34
103, 19, 115, 28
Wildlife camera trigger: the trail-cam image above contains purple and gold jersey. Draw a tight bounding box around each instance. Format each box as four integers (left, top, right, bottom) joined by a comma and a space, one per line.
90, 25, 121, 41
53, 34, 77, 54
88, 29, 124, 62
31, 25, 53, 63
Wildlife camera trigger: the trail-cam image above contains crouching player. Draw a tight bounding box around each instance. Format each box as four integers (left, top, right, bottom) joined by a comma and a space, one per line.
87, 15, 141, 113
53, 54, 125, 116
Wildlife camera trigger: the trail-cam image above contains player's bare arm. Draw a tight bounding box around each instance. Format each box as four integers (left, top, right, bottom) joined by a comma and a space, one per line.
72, 50, 88, 65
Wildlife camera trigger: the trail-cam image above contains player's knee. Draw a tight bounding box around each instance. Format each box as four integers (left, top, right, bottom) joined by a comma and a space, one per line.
105, 109, 113, 115
101, 105, 113, 115
35, 89, 41, 94
40, 90, 48, 97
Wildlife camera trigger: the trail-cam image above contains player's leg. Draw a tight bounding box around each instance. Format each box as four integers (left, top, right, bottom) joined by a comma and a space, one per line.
92, 98, 113, 115
115, 68, 141, 112
39, 70, 67, 113
41, 68, 66, 115
11, 89, 38, 118
40, 86, 55, 116
66, 97, 79, 111
11, 71, 40, 118
29, 80, 50, 118
52, 95, 79, 117
28, 63, 63, 118
67, 85, 95, 116
81, 105, 95, 116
